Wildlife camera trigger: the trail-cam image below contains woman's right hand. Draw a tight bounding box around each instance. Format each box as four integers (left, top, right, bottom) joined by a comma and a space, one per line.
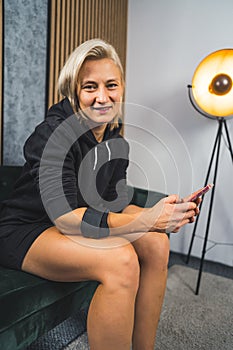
143, 194, 197, 234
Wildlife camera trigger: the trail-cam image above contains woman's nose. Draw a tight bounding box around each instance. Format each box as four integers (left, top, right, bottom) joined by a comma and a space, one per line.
96, 86, 108, 103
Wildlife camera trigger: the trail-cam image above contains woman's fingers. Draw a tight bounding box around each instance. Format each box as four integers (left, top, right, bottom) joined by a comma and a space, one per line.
178, 201, 197, 212
168, 203, 197, 232
150, 196, 198, 233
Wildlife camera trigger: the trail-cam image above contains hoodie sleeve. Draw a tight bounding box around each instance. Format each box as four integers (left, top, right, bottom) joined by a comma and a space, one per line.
23, 119, 80, 222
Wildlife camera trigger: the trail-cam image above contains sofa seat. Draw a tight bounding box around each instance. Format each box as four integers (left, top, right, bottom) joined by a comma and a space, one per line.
0, 265, 98, 350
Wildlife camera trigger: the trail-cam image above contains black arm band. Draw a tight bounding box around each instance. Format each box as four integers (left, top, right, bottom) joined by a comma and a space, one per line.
80, 207, 110, 239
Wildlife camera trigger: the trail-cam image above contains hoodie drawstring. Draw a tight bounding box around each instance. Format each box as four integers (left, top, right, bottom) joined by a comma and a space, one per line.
93, 147, 98, 171
93, 141, 111, 170
106, 141, 111, 162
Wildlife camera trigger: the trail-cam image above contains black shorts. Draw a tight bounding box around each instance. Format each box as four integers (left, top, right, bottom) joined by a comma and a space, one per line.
0, 222, 53, 270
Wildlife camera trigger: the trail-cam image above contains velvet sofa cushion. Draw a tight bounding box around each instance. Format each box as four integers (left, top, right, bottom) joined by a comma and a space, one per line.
128, 185, 167, 208
0, 266, 98, 350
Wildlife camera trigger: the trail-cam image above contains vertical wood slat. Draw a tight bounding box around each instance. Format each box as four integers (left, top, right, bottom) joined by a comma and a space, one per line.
60, 0, 66, 69
0, 0, 3, 164
55, 0, 61, 103
70, 0, 75, 52
48, 0, 56, 110
47, 0, 128, 109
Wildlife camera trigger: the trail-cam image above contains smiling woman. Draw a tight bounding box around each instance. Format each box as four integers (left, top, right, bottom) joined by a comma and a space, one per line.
0, 39, 198, 350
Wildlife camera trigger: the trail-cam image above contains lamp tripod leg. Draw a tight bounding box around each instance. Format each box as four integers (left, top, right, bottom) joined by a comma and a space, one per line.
223, 119, 233, 163
186, 120, 222, 265
186, 199, 203, 264
195, 120, 223, 295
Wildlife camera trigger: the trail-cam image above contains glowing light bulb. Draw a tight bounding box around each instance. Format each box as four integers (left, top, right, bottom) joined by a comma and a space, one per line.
209, 74, 232, 96
192, 49, 233, 117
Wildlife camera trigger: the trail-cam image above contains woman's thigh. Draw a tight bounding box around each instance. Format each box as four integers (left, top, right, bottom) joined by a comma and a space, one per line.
21, 226, 135, 282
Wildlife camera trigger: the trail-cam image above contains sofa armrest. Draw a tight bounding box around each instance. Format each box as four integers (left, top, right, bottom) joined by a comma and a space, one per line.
127, 185, 167, 208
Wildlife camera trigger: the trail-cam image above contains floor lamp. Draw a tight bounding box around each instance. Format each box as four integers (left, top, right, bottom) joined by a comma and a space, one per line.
186, 49, 233, 295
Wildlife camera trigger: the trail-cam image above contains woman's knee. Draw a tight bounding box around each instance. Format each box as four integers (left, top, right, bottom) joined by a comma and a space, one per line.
134, 232, 170, 269
103, 243, 140, 294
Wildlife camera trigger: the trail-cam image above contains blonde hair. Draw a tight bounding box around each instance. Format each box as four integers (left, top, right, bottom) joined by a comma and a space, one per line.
58, 38, 124, 127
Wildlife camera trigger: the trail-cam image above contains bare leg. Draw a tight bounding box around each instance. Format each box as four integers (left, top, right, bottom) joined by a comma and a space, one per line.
22, 227, 140, 350
131, 232, 170, 350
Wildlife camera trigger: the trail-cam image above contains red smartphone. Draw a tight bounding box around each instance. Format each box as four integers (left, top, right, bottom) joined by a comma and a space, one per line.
189, 184, 214, 202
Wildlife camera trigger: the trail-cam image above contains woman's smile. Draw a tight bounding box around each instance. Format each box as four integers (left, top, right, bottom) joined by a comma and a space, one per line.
91, 105, 113, 114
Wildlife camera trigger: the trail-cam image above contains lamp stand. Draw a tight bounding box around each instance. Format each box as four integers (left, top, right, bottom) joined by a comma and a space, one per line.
186, 118, 233, 295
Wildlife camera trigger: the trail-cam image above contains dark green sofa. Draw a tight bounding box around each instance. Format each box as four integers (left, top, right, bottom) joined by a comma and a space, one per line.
0, 165, 166, 350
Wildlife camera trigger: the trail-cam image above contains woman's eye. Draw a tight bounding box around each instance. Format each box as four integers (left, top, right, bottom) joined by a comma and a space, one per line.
83, 84, 97, 91
107, 83, 118, 89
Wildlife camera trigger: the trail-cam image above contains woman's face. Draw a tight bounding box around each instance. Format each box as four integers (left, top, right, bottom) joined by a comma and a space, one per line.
77, 58, 123, 125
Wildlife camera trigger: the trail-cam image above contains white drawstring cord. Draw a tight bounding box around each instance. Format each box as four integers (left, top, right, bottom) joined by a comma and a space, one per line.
93, 147, 98, 170
93, 142, 111, 170
106, 141, 111, 161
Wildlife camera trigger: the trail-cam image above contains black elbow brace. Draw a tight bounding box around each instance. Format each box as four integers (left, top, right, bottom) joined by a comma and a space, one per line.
80, 207, 110, 239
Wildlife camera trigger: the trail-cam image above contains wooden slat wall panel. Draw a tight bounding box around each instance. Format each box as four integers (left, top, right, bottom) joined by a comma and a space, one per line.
0, 0, 3, 164
47, 0, 128, 109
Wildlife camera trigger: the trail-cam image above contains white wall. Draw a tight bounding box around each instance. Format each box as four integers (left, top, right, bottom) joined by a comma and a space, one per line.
125, 0, 233, 266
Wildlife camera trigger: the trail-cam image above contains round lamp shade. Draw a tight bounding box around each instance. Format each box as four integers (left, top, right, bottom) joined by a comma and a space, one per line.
192, 49, 233, 117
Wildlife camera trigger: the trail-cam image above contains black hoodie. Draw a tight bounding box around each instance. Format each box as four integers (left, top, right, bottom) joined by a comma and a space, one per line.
0, 98, 130, 227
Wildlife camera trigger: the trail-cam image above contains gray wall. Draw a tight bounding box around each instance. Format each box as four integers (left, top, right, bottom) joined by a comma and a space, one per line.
3, 0, 47, 164
126, 0, 233, 266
